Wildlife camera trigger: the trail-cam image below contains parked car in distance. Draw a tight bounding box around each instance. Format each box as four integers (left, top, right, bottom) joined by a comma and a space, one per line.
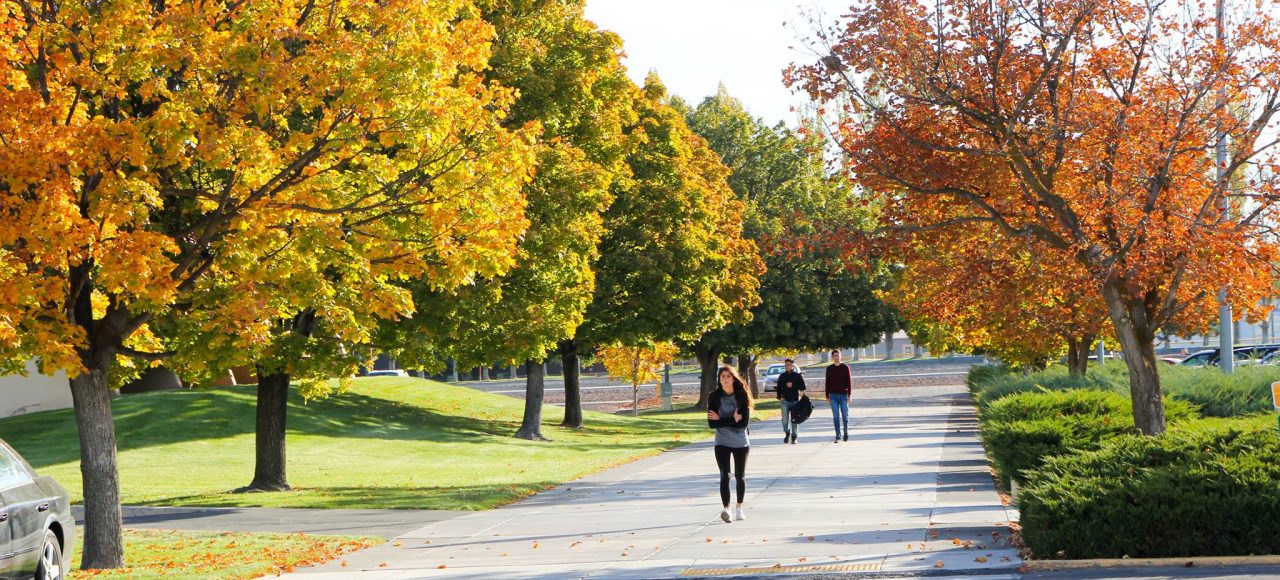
1178, 345, 1280, 367
0, 438, 74, 580
365, 369, 409, 377
761, 364, 805, 393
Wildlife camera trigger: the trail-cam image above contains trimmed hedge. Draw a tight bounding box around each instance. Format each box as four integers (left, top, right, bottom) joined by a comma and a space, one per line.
1162, 365, 1280, 417
1018, 419, 1280, 559
968, 360, 1280, 416
980, 390, 1198, 487
968, 364, 1128, 409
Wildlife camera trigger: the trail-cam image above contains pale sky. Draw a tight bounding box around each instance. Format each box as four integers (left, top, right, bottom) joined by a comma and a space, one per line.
583, 1, 852, 127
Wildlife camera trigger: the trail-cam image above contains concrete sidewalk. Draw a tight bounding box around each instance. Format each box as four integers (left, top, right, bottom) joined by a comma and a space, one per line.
288, 385, 1020, 579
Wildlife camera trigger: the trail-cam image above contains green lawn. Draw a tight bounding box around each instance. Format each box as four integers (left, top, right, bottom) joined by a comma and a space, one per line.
71, 529, 376, 579
0, 378, 774, 510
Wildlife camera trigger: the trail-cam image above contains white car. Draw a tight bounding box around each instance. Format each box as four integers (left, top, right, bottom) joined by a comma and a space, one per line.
761, 364, 805, 392
365, 369, 409, 377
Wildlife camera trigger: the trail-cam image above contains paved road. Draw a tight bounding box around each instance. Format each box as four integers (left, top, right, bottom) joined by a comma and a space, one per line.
287, 384, 1022, 578
73, 506, 462, 539
462, 358, 983, 412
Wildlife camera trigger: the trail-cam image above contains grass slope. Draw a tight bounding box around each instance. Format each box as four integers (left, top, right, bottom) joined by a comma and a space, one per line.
1, 378, 774, 510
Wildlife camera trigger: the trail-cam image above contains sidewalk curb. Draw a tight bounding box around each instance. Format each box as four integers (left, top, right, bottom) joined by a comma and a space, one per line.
1022, 555, 1280, 571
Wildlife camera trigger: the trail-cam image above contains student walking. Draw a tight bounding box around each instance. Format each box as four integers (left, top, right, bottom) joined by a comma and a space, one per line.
706, 365, 753, 523
775, 358, 805, 444
824, 350, 853, 442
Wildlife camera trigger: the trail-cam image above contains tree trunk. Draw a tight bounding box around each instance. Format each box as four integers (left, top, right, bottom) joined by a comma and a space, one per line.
446, 358, 458, 382
69, 351, 125, 570
241, 371, 292, 492
68, 262, 124, 570
515, 359, 548, 440
737, 354, 758, 399
1102, 281, 1166, 435
479, 366, 489, 381
1065, 336, 1092, 378
559, 339, 583, 428
885, 333, 895, 360
694, 341, 721, 409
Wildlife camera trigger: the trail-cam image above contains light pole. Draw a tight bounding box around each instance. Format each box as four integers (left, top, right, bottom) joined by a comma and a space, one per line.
1216, 0, 1234, 373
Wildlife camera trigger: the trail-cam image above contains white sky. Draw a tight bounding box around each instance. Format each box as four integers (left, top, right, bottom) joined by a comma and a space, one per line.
583, 1, 852, 127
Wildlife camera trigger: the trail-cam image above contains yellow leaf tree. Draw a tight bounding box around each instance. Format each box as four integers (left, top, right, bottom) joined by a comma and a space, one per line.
0, 0, 533, 568
599, 341, 679, 417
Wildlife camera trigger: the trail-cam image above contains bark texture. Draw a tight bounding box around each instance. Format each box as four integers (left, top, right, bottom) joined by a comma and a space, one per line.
515, 359, 548, 440
559, 339, 583, 428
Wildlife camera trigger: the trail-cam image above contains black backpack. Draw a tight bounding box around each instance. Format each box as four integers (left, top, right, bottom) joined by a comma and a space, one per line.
791, 395, 814, 424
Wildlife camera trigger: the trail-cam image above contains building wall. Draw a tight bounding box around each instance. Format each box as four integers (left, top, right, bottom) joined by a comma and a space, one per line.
0, 360, 72, 417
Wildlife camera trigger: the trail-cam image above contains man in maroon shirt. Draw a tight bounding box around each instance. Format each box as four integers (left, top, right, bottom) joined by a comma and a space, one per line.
824, 349, 853, 442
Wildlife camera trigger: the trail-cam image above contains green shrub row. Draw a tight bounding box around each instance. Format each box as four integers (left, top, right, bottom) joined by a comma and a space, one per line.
979, 389, 1197, 487
968, 361, 1280, 416
1018, 418, 1280, 559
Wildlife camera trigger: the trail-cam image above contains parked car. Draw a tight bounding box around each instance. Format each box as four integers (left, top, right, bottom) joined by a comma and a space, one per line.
761, 364, 805, 392
365, 369, 409, 377
1178, 345, 1280, 367
0, 438, 74, 580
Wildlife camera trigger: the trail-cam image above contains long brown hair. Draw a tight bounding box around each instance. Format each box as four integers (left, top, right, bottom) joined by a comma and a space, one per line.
715, 365, 755, 410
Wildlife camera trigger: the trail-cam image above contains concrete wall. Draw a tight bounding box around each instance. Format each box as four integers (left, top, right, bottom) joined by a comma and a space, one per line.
0, 360, 72, 417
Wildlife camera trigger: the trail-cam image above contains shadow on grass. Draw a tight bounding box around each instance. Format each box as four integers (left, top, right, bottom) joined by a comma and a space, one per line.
0, 382, 714, 470
146, 482, 564, 511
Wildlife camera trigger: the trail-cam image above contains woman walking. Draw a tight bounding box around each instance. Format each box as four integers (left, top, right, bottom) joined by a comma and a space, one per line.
706, 365, 753, 523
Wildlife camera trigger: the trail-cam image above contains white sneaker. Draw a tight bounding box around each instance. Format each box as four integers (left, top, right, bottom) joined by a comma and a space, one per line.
720, 508, 732, 523
733, 507, 745, 521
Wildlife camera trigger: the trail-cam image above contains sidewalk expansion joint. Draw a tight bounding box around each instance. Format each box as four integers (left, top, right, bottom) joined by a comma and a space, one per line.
682, 561, 882, 575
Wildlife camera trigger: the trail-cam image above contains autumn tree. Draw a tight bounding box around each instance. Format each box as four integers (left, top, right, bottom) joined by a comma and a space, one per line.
383, 0, 634, 441
683, 91, 890, 403
598, 341, 678, 416
889, 228, 1108, 375
791, 0, 1280, 434
0, 0, 533, 568
560, 75, 763, 427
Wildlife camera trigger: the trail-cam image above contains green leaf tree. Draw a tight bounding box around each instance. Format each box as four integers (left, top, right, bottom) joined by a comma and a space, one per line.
384, 0, 635, 441
559, 74, 764, 426
682, 91, 893, 403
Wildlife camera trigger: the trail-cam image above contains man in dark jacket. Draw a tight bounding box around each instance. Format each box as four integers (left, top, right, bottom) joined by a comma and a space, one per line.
824, 349, 853, 442
775, 358, 805, 444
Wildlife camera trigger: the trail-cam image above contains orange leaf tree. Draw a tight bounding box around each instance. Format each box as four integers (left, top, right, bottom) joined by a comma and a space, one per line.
790, 0, 1280, 434
889, 222, 1109, 374
0, 0, 532, 568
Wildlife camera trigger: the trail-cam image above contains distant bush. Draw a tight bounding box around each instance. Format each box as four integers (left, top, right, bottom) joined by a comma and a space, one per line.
1018, 418, 1280, 559
1161, 364, 1280, 417
969, 364, 1128, 410
980, 390, 1198, 487
966, 363, 1014, 395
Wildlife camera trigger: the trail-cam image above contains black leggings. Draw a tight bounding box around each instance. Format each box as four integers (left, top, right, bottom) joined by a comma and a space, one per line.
714, 445, 749, 507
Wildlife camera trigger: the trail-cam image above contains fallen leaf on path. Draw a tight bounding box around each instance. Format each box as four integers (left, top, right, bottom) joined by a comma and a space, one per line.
807, 536, 815, 542
975, 557, 988, 563
393, 542, 402, 547
934, 561, 945, 568
378, 562, 388, 568
532, 542, 539, 549
437, 565, 447, 569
